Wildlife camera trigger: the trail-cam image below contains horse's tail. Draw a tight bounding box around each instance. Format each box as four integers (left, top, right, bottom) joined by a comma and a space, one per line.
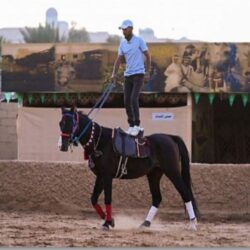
171, 135, 200, 218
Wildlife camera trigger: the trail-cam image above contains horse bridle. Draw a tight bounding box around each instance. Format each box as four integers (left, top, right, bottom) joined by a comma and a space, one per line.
61, 112, 80, 142
60, 82, 115, 149
61, 112, 102, 150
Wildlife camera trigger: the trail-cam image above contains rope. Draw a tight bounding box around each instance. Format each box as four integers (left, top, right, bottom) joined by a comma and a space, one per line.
115, 156, 123, 178
73, 82, 115, 143
119, 157, 128, 178
115, 156, 128, 179
88, 82, 115, 121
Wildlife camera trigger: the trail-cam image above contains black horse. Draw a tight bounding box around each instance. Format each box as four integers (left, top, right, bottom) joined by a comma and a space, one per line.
59, 107, 199, 230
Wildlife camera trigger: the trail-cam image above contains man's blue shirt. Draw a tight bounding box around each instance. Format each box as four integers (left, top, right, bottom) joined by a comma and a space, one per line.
118, 35, 148, 76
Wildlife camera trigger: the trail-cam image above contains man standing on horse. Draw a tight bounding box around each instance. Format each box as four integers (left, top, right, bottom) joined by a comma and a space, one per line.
111, 19, 151, 136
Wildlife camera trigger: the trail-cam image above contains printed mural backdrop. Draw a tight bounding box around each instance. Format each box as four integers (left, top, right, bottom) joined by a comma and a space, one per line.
1, 43, 250, 93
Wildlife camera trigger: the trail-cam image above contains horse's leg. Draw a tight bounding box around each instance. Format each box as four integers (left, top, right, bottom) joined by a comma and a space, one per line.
141, 168, 163, 228
101, 174, 115, 230
91, 175, 105, 219
167, 174, 197, 230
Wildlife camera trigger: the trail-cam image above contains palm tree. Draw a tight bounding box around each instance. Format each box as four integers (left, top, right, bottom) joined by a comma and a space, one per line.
20, 24, 63, 43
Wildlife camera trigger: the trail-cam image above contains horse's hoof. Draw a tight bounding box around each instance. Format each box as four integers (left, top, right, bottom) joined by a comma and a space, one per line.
110, 218, 115, 228
101, 219, 115, 230
101, 225, 109, 230
140, 220, 151, 228
101, 221, 110, 230
188, 218, 198, 231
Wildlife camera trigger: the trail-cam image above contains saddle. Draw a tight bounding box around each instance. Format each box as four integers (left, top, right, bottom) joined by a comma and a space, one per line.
112, 127, 151, 158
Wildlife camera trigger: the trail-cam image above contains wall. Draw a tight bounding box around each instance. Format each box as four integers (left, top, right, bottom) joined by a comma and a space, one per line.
0, 103, 18, 159
17, 102, 192, 161
192, 95, 250, 163
192, 95, 215, 163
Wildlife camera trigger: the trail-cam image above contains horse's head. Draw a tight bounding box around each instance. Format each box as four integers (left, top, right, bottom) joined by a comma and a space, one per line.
59, 106, 92, 152
59, 106, 78, 152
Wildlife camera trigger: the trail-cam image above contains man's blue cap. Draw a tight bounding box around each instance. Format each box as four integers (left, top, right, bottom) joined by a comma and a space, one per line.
119, 19, 133, 29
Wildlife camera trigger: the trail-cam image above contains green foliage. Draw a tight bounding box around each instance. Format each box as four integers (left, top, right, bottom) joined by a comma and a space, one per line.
20, 23, 90, 43
0, 36, 6, 55
106, 35, 121, 44
67, 27, 90, 43
20, 24, 63, 43
0, 36, 5, 43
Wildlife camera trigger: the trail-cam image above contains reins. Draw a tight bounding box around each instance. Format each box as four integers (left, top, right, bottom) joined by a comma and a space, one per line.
87, 82, 115, 117
68, 82, 115, 145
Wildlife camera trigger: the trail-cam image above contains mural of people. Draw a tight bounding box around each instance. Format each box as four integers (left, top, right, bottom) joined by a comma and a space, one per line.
209, 66, 227, 92
244, 71, 250, 92
55, 55, 76, 89
199, 46, 210, 77
164, 55, 183, 92
179, 56, 194, 92
212, 44, 242, 92
164, 54, 207, 92
183, 44, 200, 72
2, 42, 250, 93
225, 44, 242, 91
143, 61, 163, 92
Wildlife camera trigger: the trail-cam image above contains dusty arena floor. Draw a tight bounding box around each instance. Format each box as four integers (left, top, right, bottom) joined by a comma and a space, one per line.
1, 161, 250, 247
0, 209, 250, 247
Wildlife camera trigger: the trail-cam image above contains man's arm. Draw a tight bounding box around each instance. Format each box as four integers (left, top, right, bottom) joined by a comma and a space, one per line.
144, 50, 151, 73
111, 55, 124, 82
144, 50, 151, 81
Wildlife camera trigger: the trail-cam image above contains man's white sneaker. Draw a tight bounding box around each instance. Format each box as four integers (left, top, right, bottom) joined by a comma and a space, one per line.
130, 126, 141, 136
126, 126, 134, 135
139, 126, 144, 132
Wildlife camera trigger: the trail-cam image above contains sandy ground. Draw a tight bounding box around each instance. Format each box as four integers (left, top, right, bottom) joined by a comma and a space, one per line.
0, 210, 250, 247
0, 161, 250, 247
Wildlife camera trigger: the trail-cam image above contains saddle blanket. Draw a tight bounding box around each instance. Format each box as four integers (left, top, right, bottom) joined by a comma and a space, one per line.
112, 127, 151, 158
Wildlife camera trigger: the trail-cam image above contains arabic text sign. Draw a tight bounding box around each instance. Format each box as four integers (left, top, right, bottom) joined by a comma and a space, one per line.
152, 112, 174, 121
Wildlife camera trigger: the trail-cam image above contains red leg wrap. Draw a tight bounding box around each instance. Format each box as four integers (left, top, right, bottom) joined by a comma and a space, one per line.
105, 204, 112, 221
93, 204, 105, 219
84, 150, 89, 160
